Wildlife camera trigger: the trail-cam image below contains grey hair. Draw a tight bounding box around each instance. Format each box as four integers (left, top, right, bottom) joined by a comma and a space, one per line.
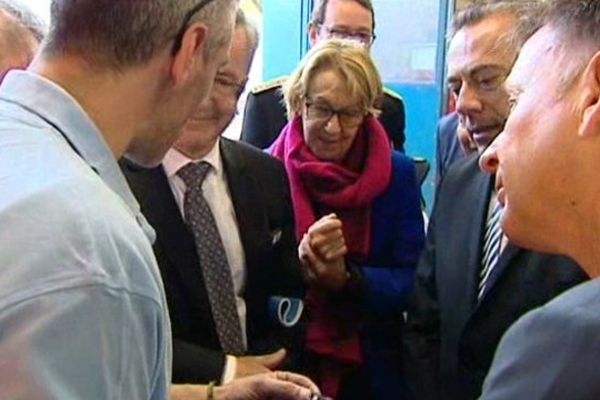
0, 0, 46, 41
542, 0, 600, 89
450, 1, 542, 47
235, 9, 259, 63
42, 0, 238, 70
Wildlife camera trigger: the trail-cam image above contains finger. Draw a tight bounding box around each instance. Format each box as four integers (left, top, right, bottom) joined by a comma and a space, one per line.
256, 348, 287, 369
273, 371, 321, 395
321, 243, 347, 261
313, 238, 346, 261
309, 229, 345, 250
307, 218, 343, 237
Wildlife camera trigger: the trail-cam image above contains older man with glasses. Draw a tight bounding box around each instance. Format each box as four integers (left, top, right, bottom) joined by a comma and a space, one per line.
240, 0, 406, 152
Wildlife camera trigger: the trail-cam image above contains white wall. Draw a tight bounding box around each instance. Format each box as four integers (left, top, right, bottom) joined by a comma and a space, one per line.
20, 0, 50, 22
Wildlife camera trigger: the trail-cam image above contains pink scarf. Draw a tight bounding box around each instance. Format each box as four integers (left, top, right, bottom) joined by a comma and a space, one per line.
270, 115, 392, 398
270, 115, 392, 260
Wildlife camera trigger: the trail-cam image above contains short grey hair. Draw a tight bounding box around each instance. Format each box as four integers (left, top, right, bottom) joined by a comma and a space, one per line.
0, 0, 46, 79
0, 0, 46, 42
533, 0, 600, 90
43, 0, 237, 70
450, 0, 542, 50
235, 9, 259, 64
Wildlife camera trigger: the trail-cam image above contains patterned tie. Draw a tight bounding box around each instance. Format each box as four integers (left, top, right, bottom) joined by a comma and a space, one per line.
177, 161, 245, 355
478, 199, 503, 299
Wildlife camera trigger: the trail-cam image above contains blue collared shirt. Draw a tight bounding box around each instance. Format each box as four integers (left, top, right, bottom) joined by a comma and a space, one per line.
0, 71, 171, 399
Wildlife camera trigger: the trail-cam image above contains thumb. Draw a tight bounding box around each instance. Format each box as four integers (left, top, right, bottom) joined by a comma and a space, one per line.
256, 348, 287, 369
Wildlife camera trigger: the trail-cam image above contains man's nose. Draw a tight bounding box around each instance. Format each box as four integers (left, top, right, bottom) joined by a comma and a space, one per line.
455, 83, 483, 116
479, 136, 500, 175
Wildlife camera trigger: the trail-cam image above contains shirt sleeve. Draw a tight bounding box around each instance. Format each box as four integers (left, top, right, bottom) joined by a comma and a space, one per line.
0, 285, 166, 400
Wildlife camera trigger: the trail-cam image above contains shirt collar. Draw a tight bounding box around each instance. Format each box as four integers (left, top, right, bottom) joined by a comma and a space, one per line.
0, 70, 154, 240
163, 139, 222, 179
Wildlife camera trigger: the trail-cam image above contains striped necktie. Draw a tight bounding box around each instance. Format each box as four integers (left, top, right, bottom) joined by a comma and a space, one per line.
178, 161, 245, 355
479, 200, 503, 299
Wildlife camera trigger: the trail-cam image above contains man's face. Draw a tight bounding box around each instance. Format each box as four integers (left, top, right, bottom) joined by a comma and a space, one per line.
447, 13, 517, 153
480, 25, 583, 255
309, 0, 374, 48
126, 10, 235, 167
175, 26, 251, 157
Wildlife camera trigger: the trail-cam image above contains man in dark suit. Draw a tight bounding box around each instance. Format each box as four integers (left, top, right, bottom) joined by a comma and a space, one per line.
403, 3, 588, 399
123, 11, 304, 385
240, 0, 406, 151
435, 112, 476, 188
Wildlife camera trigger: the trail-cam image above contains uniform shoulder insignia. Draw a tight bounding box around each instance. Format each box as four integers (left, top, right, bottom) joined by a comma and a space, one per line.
383, 86, 404, 102
251, 76, 288, 94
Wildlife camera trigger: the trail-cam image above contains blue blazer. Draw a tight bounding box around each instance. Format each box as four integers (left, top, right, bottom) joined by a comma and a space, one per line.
359, 151, 425, 399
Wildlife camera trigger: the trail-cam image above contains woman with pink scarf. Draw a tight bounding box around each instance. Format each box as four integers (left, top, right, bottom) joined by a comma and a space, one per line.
269, 40, 425, 400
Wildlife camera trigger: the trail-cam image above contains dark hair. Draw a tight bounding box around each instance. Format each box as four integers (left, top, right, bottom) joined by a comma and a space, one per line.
42, 0, 237, 69
310, 0, 375, 32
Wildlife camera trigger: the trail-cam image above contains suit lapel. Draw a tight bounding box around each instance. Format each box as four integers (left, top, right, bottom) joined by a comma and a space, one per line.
123, 161, 209, 311
220, 139, 264, 288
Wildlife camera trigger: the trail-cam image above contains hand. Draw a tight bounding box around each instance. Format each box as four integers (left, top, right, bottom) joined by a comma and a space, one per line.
305, 214, 347, 261
457, 121, 477, 156
299, 214, 349, 291
215, 371, 320, 400
234, 348, 287, 379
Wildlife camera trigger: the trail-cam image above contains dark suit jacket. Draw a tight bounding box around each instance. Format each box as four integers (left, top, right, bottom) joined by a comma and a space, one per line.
403, 155, 588, 400
122, 138, 304, 383
240, 83, 406, 152
435, 112, 464, 188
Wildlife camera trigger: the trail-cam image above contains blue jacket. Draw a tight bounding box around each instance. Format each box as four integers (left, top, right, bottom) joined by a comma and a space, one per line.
360, 151, 425, 399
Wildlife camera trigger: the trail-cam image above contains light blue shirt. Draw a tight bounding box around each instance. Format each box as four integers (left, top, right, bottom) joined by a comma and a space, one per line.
0, 71, 171, 399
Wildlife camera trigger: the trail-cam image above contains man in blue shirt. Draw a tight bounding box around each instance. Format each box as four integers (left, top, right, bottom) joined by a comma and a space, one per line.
0, 1, 318, 399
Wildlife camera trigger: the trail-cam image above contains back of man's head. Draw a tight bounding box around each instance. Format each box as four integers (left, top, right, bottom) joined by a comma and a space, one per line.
42, 0, 237, 70
0, 0, 45, 81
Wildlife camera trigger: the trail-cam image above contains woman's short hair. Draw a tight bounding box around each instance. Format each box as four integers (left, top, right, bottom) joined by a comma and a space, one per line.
282, 39, 383, 120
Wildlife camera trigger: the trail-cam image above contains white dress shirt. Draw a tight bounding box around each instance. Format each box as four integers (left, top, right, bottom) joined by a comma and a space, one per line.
162, 143, 246, 382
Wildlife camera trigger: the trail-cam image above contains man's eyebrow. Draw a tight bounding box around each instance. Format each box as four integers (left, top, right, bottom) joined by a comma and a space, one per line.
467, 64, 509, 77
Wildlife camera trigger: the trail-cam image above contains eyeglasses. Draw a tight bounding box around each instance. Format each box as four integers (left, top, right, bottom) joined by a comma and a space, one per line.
304, 99, 365, 129
318, 24, 376, 46
171, 0, 219, 55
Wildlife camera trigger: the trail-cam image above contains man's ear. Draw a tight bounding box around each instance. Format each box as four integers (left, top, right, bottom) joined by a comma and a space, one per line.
579, 52, 600, 139
308, 23, 319, 47
171, 23, 209, 85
